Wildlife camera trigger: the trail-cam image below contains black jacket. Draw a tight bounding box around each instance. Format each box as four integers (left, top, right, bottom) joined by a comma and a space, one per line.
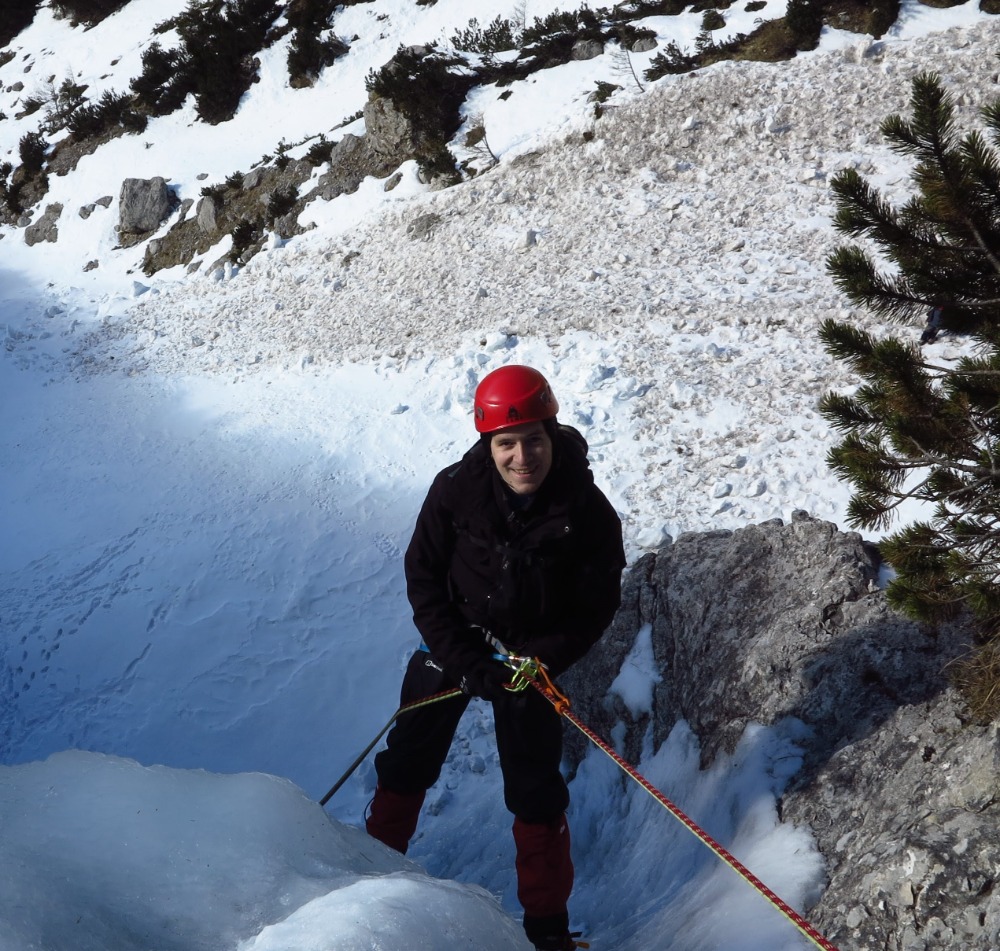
404, 425, 625, 680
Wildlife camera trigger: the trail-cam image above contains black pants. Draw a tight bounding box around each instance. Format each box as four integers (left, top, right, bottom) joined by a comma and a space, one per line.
374, 650, 569, 823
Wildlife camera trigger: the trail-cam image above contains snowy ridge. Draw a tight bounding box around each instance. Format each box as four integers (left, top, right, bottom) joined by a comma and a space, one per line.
78, 17, 1000, 549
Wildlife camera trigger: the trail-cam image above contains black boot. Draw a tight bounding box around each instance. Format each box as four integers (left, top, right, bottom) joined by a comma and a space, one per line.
524, 912, 587, 950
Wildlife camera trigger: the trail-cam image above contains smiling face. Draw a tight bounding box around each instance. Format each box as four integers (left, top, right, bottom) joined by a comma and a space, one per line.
489, 422, 554, 495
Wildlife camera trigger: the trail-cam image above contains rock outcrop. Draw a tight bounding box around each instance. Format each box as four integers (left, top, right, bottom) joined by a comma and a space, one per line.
118, 176, 175, 247
24, 202, 62, 245
564, 513, 996, 951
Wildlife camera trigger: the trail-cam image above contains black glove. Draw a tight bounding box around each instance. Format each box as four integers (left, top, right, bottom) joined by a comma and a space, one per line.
459, 661, 511, 702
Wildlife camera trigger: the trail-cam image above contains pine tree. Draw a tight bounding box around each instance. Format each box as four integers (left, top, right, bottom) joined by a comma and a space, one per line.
819, 71, 1000, 713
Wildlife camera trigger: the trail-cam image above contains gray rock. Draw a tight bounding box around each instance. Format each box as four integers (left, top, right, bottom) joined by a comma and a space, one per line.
243, 168, 266, 190
118, 177, 172, 235
406, 213, 440, 241
631, 37, 658, 53
365, 96, 416, 164
571, 39, 605, 61
562, 514, 988, 951
24, 203, 62, 246
315, 133, 370, 201
197, 195, 219, 233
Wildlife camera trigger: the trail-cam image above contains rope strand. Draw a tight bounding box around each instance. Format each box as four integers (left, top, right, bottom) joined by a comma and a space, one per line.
529, 676, 840, 951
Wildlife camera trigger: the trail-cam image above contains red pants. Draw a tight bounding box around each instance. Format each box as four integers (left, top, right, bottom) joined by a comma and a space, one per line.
367, 785, 573, 919
365, 650, 574, 919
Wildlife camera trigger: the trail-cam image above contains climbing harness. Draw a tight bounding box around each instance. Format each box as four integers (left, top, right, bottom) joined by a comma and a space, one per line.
522, 658, 842, 951
320, 650, 840, 951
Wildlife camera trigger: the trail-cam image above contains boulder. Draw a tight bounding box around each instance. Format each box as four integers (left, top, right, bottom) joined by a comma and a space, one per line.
24, 203, 62, 245
196, 195, 219, 233
118, 176, 173, 236
562, 513, 987, 951
571, 39, 605, 61
364, 96, 416, 167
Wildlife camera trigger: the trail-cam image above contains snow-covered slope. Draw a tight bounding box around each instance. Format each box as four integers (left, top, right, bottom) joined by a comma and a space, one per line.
1, 2, 997, 950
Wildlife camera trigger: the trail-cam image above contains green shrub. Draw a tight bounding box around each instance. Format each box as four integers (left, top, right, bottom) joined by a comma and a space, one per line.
285, 0, 349, 86
18, 131, 47, 173
305, 135, 334, 165
66, 90, 147, 139
366, 45, 475, 156
701, 10, 726, 31
784, 0, 823, 50
50, 0, 129, 26
18, 96, 44, 118
451, 15, 520, 53
1, 0, 40, 49
416, 140, 460, 185
229, 218, 261, 261
612, 23, 658, 47
644, 41, 697, 79
130, 0, 282, 125
287, 30, 349, 86
42, 77, 89, 133
267, 184, 299, 220
0, 159, 20, 216
130, 42, 188, 113
866, 0, 900, 37
521, 8, 601, 46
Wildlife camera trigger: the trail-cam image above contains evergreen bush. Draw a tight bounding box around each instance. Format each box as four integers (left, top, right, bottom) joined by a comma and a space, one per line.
130, 0, 281, 125
644, 41, 697, 79
451, 15, 520, 53
366, 45, 476, 165
66, 90, 147, 139
285, 0, 348, 87
229, 218, 260, 261
0, 0, 40, 49
18, 131, 47, 173
819, 72, 1000, 717
266, 185, 299, 221
521, 8, 601, 45
304, 136, 334, 165
50, 0, 129, 26
17, 96, 44, 118
701, 10, 726, 31
784, 0, 823, 50
130, 43, 188, 114
41, 77, 88, 134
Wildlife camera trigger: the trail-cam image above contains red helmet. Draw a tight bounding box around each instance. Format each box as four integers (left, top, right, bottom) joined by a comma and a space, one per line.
474, 365, 559, 433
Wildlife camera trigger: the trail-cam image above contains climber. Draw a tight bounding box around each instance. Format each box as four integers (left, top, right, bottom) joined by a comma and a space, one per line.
366, 364, 625, 951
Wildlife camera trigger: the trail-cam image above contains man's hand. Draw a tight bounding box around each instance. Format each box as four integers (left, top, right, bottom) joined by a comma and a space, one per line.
459, 660, 511, 701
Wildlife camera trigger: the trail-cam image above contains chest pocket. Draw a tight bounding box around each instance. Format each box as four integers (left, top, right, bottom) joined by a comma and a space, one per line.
450, 518, 578, 633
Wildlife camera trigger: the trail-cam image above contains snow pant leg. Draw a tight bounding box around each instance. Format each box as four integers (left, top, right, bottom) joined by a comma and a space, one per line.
493, 685, 569, 822
494, 687, 574, 924
370, 649, 469, 845
514, 814, 575, 923
366, 785, 426, 854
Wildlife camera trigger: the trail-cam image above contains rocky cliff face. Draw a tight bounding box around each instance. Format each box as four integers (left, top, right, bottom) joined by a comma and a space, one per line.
563, 513, 999, 951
